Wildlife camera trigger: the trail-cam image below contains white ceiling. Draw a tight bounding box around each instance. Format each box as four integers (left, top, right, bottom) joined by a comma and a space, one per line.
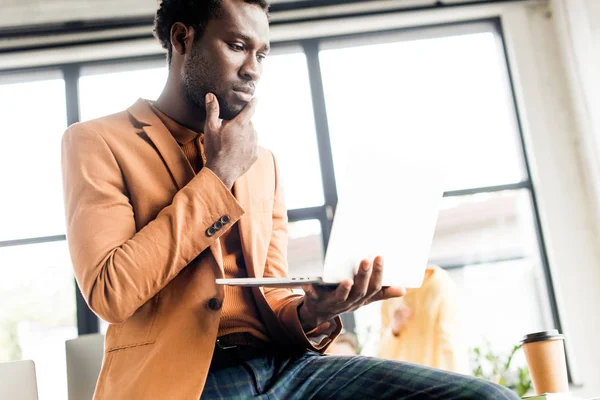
1, 0, 156, 29
0, 0, 484, 30
0, 0, 320, 29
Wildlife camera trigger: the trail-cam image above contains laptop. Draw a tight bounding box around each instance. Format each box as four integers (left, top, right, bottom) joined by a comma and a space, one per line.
216, 148, 446, 288
0, 360, 39, 400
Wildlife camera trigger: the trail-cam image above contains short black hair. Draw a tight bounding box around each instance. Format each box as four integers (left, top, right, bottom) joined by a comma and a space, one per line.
154, 0, 270, 63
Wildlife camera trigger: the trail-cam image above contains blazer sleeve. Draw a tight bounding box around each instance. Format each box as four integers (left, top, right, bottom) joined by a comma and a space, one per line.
262, 152, 342, 351
61, 124, 244, 324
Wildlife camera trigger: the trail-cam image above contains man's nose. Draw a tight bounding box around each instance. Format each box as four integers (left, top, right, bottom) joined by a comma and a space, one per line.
239, 55, 261, 82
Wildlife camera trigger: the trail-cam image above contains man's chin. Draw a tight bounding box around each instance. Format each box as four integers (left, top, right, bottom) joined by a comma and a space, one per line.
219, 103, 245, 121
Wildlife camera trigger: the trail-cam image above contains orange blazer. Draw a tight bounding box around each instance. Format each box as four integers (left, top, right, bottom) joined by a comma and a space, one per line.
61, 99, 341, 399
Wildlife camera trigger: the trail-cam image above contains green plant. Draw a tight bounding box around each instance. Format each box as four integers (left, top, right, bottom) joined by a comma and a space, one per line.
470, 342, 532, 397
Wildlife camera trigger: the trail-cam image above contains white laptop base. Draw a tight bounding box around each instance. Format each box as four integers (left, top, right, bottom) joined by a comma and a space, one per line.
216, 277, 326, 287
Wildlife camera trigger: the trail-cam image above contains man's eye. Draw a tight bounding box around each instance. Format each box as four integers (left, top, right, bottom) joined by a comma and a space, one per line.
257, 54, 267, 62
229, 43, 244, 51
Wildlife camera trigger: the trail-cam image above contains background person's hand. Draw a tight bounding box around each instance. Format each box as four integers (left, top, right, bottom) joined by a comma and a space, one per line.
299, 256, 406, 331
391, 301, 412, 336
203, 92, 258, 189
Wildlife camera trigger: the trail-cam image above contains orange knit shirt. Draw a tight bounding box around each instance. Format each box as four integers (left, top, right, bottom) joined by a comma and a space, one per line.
149, 103, 269, 341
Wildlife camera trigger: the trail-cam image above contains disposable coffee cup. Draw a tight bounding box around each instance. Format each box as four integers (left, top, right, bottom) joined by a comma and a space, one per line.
521, 330, 569, 394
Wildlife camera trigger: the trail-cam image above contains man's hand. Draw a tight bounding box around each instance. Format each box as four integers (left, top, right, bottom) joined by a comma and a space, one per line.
203, 92, 258, 189
298, 256, 406, 331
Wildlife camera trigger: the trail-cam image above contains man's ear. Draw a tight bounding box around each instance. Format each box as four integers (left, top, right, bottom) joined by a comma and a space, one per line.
170, 22, 195, 56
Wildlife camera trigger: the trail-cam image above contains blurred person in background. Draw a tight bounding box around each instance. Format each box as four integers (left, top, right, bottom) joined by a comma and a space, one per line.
61, 0, 518, 398
379, 266, 470, 374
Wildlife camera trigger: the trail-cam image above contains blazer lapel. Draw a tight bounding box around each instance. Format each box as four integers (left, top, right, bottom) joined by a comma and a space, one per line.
143, 125, 195, 190
127, 99, 223, 270
127, 99, 194, 190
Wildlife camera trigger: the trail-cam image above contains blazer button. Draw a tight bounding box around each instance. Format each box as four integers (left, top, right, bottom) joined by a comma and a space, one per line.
207, 298, 222, 311
220, 215, 230, 225
213, 220, 223, 230
206, 227, 216, 237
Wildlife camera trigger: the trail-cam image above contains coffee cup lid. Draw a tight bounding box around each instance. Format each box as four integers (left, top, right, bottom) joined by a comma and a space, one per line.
521, 329, 564, 345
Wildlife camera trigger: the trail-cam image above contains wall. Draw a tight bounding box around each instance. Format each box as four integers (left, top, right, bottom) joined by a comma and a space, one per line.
503, 1, 600, 394
549, 0, 600, 394
550, 0, 600, 230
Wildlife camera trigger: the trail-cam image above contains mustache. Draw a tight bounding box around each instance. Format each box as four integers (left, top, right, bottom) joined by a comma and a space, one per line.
232, 84, 255, 95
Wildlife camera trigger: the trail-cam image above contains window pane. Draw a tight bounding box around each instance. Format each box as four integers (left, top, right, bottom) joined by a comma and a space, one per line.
288, 219, 324, 277
79, 61, 167, 122
0, 72, 67, 240
254, 51, 325, 209
430, 190, 555, 349
320, 25, 527, 192
352, 190, 554, 363
0, 240, 77, 400
431, 191, 542, 265
447, 260, 552, 353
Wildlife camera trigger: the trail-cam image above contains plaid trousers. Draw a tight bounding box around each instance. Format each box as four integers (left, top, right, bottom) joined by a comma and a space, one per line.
200, 346, 520, 400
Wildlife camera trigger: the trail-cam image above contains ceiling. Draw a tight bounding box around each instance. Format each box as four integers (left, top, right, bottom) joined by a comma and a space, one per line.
0, 0, 500, 31
0, 0, 334, 30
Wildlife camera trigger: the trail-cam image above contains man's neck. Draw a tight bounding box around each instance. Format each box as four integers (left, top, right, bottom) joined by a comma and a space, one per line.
154, 83, 206, 133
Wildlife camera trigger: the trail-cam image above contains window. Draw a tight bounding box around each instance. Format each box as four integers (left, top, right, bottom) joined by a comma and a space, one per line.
288, 219, 324, 277
433, 191, 555, 350
0, 72, 75, 400
320, 25, 526, 193
0, 241, 77, 400
79, 60, 167, 122
254, 49, 325, 209
320, 22, 556, 362
0, 72, 67, 241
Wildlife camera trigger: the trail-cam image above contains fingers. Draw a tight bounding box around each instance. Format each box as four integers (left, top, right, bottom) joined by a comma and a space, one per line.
391, 319, 402, 337
347, 259, 372, 302
363, 256, 384, 301
302, 284, 319, 301
370, 286, 406, 304
303, 280, 353, 304
204, 93, 221, 131
235, 97, 258, 123
332, 279, 353, 303
348, 256, 385, 304
391, 304, 412, 336
385, 286, 407, 298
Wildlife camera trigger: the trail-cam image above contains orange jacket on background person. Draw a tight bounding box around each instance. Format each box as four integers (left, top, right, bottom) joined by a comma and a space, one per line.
61, 99, 342, 399
378, 266, 469, 374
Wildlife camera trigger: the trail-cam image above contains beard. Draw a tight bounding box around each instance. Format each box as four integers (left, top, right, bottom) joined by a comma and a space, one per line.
181, 43, 244, 121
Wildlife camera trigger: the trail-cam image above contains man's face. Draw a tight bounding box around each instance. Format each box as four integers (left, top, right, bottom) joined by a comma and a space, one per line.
181, 0, 270, 120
